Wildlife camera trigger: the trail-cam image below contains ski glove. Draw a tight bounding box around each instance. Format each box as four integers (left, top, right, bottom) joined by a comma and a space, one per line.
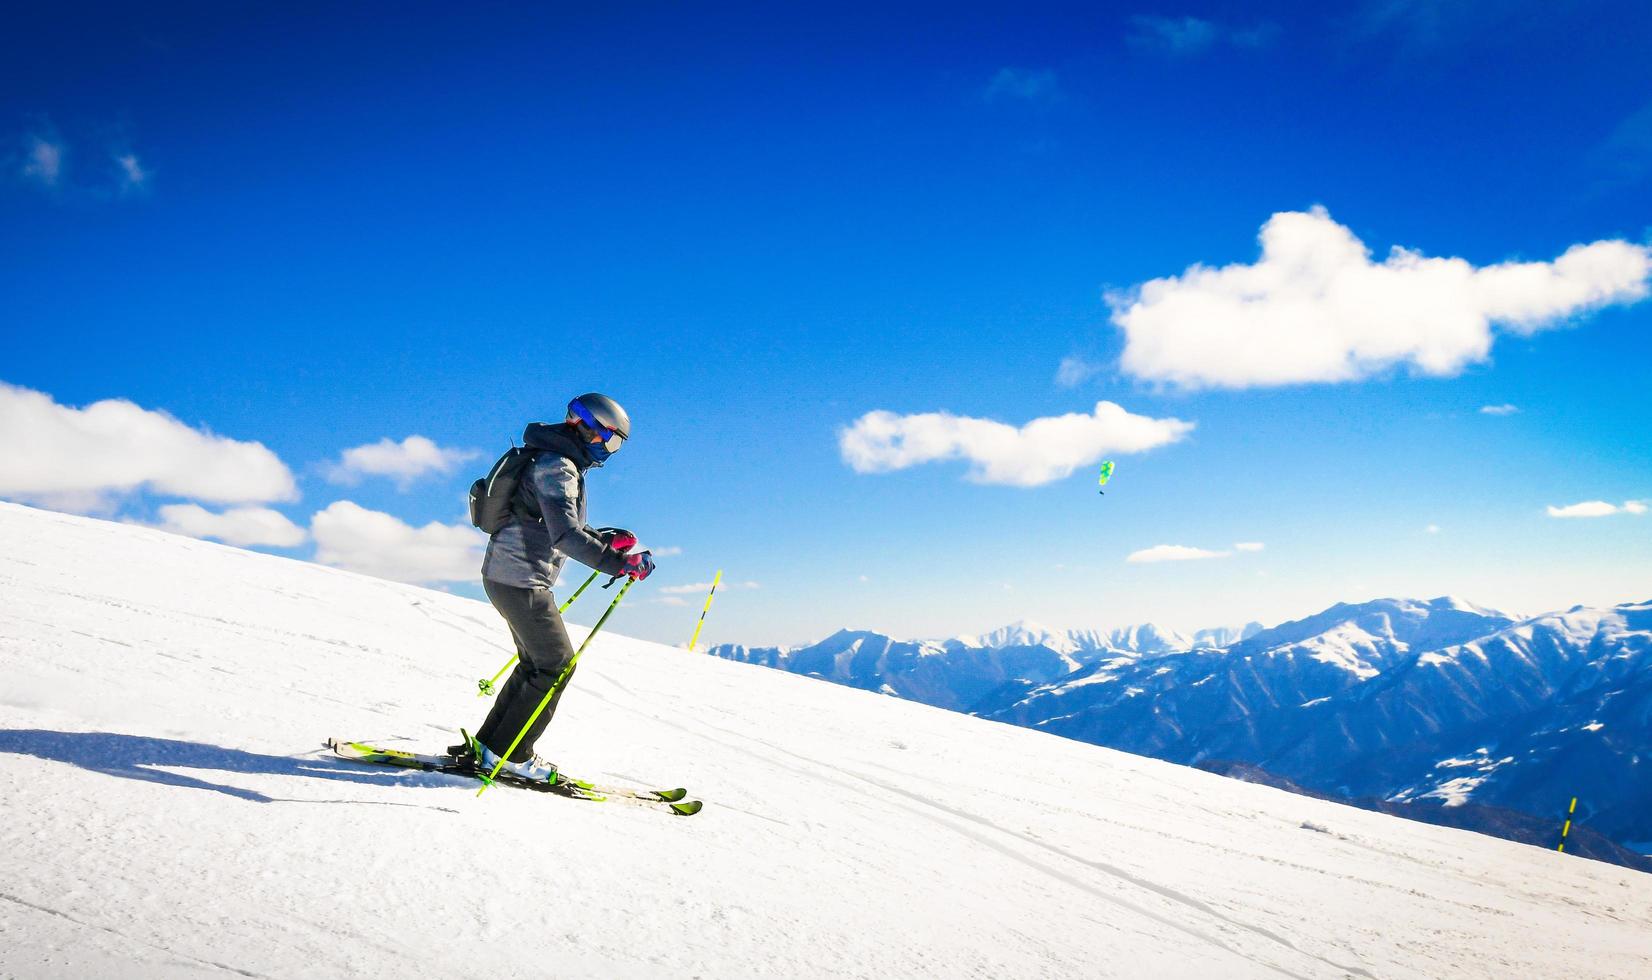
621, 551, 656, 581
595, 527, 638, 554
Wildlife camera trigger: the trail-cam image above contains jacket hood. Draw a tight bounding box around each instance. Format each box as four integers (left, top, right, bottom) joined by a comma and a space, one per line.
522, 422, 597, 468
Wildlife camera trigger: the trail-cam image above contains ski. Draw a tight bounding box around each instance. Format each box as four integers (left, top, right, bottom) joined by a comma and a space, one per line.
325, 738, 702, 815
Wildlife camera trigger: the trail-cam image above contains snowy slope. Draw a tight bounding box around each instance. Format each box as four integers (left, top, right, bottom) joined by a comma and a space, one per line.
1, 501, 1649, 980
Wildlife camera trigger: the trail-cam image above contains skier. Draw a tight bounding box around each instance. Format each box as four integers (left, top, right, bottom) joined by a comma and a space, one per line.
459, 393, 655, 782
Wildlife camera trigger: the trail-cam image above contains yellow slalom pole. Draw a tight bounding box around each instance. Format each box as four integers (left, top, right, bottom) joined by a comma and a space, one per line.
686, 570, 722, 652
476, 570, 599, 696
1557, 796, 1578, 852
478, 577, 635, 796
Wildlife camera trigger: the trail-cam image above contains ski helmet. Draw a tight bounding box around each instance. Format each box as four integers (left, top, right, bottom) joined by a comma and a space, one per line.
567, 392, 631, 455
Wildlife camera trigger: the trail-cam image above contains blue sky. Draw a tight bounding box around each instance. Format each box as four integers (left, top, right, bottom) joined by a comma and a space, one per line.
3, 1, 1650, 646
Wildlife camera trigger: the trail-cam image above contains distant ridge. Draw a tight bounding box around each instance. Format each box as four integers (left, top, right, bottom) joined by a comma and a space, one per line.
710, 596, 1652, 869
1197, 760, 1652, 874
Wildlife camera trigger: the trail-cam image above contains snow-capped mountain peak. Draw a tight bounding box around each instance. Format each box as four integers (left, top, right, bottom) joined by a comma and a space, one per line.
1105, 622, 1194, 656
970, 618, 1082, 654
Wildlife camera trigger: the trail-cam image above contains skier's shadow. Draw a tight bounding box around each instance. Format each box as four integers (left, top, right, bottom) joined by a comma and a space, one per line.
0, 728, 465, 805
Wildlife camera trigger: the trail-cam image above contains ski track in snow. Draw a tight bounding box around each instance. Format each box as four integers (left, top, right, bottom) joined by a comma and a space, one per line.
588, 683, 1270, 968
588, 687, 1362, 980
0, 890, 269, 978
3, 502, 1651, 979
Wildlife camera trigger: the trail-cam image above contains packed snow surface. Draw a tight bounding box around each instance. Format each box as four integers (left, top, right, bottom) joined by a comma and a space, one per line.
1, 502, 1649, 979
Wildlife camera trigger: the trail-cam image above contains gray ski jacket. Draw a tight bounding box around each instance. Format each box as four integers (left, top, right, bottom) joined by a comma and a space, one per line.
480, 423, 629, 591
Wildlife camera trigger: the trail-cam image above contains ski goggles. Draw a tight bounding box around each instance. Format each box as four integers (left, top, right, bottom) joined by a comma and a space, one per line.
569, 399, 626, 453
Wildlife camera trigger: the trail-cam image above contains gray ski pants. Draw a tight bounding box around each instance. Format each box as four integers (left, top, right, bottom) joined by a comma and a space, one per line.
473, 579, 578, 762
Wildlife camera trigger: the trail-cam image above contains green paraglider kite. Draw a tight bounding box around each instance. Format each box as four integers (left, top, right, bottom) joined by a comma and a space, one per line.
1097, 459, 1114, 494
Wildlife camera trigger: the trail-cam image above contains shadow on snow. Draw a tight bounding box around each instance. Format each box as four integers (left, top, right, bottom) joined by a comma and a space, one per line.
0, 729, 467, 804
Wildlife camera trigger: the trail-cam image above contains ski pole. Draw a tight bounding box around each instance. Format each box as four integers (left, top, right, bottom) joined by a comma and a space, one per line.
476, 570, 599, 696
686, 569, 722, 652
478, 576, 635, 796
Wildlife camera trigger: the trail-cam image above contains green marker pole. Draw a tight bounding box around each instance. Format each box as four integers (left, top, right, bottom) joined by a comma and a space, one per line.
478, 577, 635, 796
477, 570, 599, 696
686, 569, 722, 652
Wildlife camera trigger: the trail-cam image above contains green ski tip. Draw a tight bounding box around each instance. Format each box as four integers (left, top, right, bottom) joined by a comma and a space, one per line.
655, 788, 689, 803
670, 800, 704, 816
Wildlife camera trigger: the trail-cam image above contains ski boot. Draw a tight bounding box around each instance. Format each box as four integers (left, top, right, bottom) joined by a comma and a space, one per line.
465, 729, 559, 784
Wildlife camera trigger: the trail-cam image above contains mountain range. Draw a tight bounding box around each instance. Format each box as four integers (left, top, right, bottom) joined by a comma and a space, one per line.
709, 618, 1264, 712
708, 596, 1652, 862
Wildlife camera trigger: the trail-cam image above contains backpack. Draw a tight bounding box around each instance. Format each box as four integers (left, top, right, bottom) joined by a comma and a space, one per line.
468, 447, 544, 533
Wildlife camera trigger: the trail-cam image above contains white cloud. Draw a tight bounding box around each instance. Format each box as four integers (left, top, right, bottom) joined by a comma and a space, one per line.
1426, 524, 1442, 534
1479, 404, 1520, 416
1546, 500, 1647, 519
1358, 0, 1523, 52
1233, 541, 1265, 552
1055, 356, 1103, 388
154, 503, 307, 548
310, 501, 485, 584
1547, 500, 1617, 518
1109, 208, 1652, 390
21, 136, 62, 187
15, 130, 153, 199
658, 580, 759, 595
115, 153, 148, 192
984, 68, 1061, 106
1227, 23, 1282, 48
1127, 15, 1220, 54
1594, 97, 1652, 189
656, 596, 690, 607
0, 382, 298, 513
324, 435, 480, 489
1126, 544, 1230, 563
649, 546, 684, 558
1126, 16, 1278, 55
839, 401, 1192, 487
